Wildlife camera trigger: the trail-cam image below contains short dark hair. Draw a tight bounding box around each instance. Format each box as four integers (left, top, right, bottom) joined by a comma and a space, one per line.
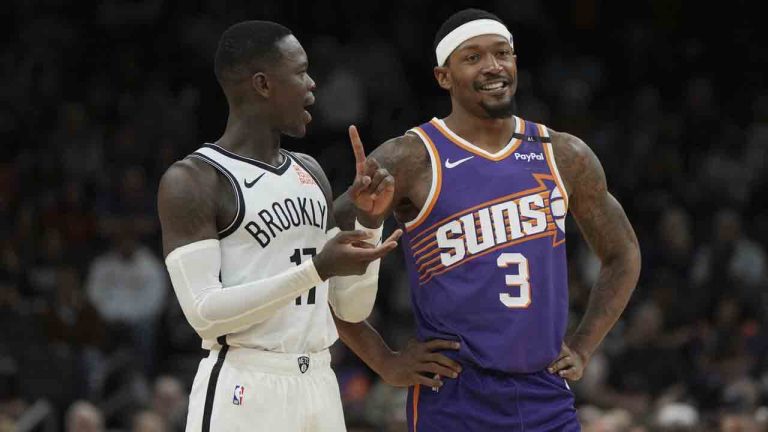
433, 9, 504, 53
214, 20, 293, 84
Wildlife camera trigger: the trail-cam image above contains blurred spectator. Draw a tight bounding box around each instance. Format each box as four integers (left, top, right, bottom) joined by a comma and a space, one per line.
85, 217, 167, 375
2, 1, 767, 430
151, 375, 186, 431
65, 400, 104, 432
654, 402, 699, 432
43, 266, 105, 348
691, 209, 767, 306
132, 409, 167, 432
47, 102, 105, 186
720, 413, 760, 432
42, 265, 106, 397
646, 206, 694, 280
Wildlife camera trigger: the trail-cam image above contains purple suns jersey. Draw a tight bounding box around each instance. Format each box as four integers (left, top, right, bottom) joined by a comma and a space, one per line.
400, 117, 570, 374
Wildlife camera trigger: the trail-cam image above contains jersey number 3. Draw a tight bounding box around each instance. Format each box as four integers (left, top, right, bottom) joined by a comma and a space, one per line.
290, 248, 317, 305
497, 253, 531, 308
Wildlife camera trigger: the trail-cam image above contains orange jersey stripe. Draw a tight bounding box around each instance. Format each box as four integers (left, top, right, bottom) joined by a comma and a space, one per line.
405, 128, 443, 232
412, 384, 421, 432
418, 229, 557, 284
414, 219, 548, 268
408, 174, 554, 248
539, 123, 569, 209
411, 181, 554, 253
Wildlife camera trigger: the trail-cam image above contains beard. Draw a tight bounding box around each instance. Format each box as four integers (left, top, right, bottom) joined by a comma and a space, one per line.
480, 97, 516, 119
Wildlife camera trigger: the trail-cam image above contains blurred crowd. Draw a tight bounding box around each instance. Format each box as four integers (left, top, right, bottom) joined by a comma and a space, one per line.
1, 0, 767, 431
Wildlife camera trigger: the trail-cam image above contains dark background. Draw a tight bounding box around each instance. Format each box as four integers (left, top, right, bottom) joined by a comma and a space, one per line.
1, 0, 767, 431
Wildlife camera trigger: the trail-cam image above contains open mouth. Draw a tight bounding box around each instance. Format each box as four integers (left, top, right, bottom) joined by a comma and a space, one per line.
303, 96, 314, 123
477, 79, 510, 94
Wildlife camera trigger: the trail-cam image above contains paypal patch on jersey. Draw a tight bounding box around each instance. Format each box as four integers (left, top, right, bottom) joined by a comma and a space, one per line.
402, 117, 570, 374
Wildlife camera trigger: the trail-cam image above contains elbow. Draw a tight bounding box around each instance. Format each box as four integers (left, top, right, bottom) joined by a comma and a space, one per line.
603, 243, 642, 287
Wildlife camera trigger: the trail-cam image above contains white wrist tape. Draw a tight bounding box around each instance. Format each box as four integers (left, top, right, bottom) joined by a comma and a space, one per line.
329, 254, 381, 323
355, 219, 383, 245
165, 239, 322, 340
435, 19, 513, 66
329, 221, 385, 323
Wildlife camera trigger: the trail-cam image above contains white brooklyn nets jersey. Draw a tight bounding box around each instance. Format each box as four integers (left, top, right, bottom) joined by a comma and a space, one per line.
188, 144, 337, 353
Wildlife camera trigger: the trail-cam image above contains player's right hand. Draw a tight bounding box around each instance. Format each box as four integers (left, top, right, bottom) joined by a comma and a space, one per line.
380, 339, 462, 388
313, 228, 403, 279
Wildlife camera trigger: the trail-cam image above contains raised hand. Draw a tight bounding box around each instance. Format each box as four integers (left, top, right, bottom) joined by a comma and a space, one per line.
313, 228, 403, 280
347, 125, 395, 227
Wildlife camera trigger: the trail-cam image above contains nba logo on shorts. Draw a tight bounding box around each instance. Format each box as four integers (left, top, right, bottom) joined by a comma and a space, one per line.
298, 356, 310, 373
232, 385, 245, 405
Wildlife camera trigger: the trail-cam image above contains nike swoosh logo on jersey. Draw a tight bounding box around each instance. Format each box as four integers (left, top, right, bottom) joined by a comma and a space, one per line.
445, 156, 474, 169
244, 173, 265, 188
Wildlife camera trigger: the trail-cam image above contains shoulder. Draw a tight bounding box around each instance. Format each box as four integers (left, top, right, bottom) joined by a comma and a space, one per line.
370, 132, 429, 172
548, 128, 592, 163
291, 151, 323, 175
158, 158, 219, 205
547, 128, 606, 196
378, 132, 426, 155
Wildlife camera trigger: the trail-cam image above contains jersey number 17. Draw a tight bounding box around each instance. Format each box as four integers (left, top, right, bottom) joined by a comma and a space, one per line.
290, 248, 317, 305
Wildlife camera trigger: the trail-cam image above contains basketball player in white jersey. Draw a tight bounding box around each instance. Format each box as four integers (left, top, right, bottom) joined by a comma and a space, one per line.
158, 21, 406, 431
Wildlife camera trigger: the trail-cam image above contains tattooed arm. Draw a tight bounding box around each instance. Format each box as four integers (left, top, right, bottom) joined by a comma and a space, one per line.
547, 130, 641, 380
333, 131, 462, 386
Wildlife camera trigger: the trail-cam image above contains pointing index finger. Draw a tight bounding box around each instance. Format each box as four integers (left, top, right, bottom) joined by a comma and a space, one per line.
349, 125, 366, 176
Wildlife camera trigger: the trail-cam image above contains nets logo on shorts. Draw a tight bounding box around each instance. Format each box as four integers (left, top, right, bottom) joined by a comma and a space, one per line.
298, 356, 310, 373
232, 385, 245, 405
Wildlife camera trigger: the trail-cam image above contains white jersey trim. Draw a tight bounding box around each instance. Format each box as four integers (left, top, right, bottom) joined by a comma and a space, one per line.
187, 152, 244, 238
540, 127, 569, 209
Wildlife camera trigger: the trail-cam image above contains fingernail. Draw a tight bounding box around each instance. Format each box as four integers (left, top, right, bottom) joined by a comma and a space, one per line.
452, 372, 458, 378
559, 371, 565, 376
548, 368, 553, 373
453, 343, 460, 349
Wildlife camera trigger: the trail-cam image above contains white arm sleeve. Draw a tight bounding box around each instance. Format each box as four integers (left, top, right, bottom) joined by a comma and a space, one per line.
165, 239, 322, 340
328, 220, 384, 323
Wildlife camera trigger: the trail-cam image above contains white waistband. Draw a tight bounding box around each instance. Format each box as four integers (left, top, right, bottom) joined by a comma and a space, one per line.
210, 347, 331, 376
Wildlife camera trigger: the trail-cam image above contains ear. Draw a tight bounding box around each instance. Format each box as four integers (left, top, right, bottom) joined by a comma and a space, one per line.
434, 66, 452, 91
251, 72, 270, 98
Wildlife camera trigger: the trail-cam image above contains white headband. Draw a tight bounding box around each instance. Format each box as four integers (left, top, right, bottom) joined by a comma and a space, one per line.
435, 19, 513, 66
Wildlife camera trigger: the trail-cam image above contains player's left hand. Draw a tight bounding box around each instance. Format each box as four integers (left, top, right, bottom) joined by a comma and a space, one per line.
547, 343, 588, 381
347, 125, 395, 227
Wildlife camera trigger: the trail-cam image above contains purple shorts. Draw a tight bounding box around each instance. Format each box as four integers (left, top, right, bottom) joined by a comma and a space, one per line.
407, 366, 580, 431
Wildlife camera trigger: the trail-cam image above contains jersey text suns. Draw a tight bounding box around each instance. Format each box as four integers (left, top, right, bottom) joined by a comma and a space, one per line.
400, 117, 570, 373
409, 174, 566, 285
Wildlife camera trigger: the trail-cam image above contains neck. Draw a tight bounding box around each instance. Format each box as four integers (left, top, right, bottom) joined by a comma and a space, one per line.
443, 101, 516, 153
215, 104, 283, 165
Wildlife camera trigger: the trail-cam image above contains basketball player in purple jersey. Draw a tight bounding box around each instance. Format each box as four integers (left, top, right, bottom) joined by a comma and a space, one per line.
333, 9, 641, 431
